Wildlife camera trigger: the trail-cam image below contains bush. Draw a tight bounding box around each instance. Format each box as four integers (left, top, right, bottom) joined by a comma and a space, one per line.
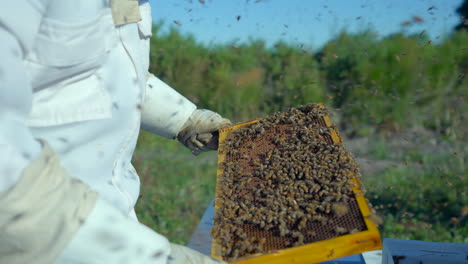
149, 25, 467, 140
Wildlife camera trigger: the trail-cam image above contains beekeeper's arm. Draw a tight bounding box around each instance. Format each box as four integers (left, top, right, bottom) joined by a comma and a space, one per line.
141, 74, 231, 155
129, 1, 230, 155
0, 2, 204, 264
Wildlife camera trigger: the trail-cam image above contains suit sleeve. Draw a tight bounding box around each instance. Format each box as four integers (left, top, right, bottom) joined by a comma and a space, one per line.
137, 1, 196, 139
0, 0, 48, 192
140, 74, 197, 139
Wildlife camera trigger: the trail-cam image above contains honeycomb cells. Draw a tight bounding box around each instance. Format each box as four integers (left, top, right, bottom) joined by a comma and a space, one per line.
211, 104, 367, 261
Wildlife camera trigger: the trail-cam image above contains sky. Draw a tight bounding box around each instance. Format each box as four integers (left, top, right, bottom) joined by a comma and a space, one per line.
149, 0, 463, 50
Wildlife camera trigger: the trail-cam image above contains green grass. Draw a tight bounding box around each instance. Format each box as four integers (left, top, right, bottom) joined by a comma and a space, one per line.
368, 136, 390, 159
133, 131, 218, 244
363, 149, 467, 243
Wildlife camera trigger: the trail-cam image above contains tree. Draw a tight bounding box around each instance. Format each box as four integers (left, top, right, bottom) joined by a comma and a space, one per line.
455, 0, 468, 31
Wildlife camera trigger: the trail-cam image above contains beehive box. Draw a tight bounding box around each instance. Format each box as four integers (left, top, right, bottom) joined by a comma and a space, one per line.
211, 104, 381, 264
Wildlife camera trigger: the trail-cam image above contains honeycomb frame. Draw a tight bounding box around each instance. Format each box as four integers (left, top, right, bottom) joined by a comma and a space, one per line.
211, 104, 381, 264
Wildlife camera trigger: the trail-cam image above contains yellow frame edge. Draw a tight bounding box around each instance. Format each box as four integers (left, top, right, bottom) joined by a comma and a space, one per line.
212, 113, 382, 263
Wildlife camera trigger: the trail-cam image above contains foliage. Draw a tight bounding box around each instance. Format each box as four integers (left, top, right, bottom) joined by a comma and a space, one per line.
315, 30, 467, 138
135, 25, 468, 245
150, 24, 467, 140
149, 24, 325, 123
455, 0, 468, 31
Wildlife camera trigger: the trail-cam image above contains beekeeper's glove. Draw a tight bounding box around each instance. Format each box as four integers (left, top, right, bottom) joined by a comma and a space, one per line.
169, 243, 226, 264
0, 142, 171, 264
177, 109, 231, 155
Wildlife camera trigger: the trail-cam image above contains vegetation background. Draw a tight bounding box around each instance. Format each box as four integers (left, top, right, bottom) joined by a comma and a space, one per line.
134, 2, 467, 246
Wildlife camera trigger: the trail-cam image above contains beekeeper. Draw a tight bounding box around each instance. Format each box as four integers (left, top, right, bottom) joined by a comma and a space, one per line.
0, 0, 229, 264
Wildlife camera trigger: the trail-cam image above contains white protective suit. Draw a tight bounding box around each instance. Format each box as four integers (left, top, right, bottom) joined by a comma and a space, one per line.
0, 0, 228, 263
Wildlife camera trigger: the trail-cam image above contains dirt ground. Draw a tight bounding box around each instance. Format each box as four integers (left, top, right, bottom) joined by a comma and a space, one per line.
342, 126, 456, 176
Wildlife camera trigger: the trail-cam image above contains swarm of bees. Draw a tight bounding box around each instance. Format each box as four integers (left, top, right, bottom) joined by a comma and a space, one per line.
211, 104, 368, 261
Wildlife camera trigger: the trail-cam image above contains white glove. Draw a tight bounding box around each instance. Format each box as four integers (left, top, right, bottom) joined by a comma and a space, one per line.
168, 243, 226, 264
177, 109, 231, 155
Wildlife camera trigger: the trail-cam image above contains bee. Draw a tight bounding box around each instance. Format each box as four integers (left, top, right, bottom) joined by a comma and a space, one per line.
279, 226, 289, 237
332, 202, 349, 217
311, 214, 326, 222
335, 226, 347, 235
293, 238, 305, 247
297, 217, 308, 230
252, 158, 261, 167
367, 213, 384, 226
